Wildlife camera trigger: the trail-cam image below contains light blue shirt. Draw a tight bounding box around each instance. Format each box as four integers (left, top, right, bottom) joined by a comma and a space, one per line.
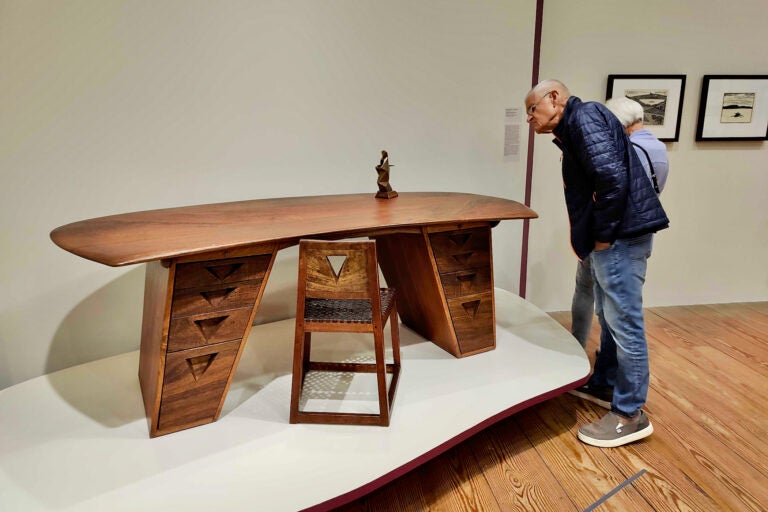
630, 129, 669, 193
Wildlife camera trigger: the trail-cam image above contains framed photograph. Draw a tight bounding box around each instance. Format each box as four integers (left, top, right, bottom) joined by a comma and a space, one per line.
606, 74, 686, 142
695, 75, 768, 141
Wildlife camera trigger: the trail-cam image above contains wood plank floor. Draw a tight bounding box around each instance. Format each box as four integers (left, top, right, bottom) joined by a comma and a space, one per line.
335, 302, 768, 512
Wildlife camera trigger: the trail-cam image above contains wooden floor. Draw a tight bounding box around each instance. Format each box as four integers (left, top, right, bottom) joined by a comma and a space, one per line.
335, 302, 768, 512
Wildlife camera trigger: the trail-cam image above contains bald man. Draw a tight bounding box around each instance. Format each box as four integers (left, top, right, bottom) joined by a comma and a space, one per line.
571, 97, 670, 350
525, 80, 669, 448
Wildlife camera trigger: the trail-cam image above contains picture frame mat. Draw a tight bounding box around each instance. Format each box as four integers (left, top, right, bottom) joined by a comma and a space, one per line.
607, 76, 684, 140
699, 77, 768, 139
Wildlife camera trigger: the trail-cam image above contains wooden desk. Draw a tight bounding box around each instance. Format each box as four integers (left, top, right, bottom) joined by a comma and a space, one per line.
51, 192, 537, 436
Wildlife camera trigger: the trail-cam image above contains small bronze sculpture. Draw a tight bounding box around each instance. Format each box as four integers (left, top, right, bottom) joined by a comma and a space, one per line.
375, 150, 398, 199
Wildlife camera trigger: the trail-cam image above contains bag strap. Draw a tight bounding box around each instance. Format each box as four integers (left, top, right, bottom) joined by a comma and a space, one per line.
631, 142, 660, 195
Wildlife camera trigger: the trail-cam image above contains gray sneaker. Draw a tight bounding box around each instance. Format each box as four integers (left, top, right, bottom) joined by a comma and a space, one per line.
567, 384, 613, 409
577, 411, 653, 448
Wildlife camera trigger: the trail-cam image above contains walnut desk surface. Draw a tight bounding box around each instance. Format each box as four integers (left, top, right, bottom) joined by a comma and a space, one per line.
51, 192, 537, 437
51, 192, 536, 266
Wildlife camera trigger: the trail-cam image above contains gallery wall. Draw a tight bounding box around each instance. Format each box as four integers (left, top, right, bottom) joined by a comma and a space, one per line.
0, 0, 535, 388
526, 0, 768, 311
2, 0, 766, 391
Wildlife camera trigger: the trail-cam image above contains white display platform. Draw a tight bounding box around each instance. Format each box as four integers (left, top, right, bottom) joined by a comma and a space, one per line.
0, 290, 589, 512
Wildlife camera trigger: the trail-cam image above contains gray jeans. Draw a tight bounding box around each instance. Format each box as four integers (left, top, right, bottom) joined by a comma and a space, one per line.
571, 255, 594, 348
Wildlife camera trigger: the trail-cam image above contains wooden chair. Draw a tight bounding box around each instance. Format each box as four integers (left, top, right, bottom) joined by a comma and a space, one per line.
289, 239, 401, 426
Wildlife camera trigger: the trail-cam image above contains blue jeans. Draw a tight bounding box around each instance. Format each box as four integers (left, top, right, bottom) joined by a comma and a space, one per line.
588, 234, 653, 417
571, 256, 594, 348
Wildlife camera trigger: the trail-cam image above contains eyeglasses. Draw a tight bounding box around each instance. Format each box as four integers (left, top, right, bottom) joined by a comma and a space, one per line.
526, 90, 553, 115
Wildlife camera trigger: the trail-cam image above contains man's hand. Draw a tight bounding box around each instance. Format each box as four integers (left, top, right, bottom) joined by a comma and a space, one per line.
594, 241, 612, 252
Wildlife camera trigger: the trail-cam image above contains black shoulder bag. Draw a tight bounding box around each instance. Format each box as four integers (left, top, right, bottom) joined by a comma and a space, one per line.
631, 142, 661, 195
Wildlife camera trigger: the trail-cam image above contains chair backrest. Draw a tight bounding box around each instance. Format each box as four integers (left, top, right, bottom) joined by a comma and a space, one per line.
298, 240, 380, 300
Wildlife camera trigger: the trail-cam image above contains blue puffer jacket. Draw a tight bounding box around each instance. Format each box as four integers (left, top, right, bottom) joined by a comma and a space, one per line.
552, 96, 669, 259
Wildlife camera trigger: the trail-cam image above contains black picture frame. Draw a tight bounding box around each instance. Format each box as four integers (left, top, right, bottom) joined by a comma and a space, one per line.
695, 75, 768, 141
606, 74, 686, 142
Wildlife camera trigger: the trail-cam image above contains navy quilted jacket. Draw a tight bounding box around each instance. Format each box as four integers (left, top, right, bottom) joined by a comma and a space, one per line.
552, 96, 669, 259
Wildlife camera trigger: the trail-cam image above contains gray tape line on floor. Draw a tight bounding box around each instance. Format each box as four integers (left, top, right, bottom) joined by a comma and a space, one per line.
583, 469, 647, 512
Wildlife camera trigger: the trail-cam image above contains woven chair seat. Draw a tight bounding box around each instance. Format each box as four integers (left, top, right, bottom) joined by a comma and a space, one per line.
304, 288, 395, 323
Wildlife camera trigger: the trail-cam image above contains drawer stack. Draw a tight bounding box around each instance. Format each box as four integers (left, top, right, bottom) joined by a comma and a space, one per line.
429, 227, 495, 355
156, 254, 271, 432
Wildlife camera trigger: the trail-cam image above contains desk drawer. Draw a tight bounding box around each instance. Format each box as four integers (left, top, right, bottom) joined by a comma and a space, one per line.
175, 255, 271, 289
430, 228, 490, 274
167, 307, 253, 352
447, 292, 494, 354
157, 340, 240, 432
171, 280, 262, 319
439, 267, 492, 298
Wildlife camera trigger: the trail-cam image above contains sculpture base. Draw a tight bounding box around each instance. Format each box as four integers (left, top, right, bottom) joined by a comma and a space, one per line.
375, 190, 399, 199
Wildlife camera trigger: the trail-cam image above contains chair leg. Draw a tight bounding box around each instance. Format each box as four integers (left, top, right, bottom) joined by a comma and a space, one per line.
373, 326, 389, 426
387, 305, 401, 411
390, 302, 401, 367
289, 328, 309, 424
302, 332, 312, 374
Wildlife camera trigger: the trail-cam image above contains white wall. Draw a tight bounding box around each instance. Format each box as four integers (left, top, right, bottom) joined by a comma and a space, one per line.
0, 0, 535, 388
3, 0, 767, 391
526, 0, 768, 311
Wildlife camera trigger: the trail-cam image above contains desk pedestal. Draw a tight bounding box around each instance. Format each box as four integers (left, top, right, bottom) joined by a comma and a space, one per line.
376, 224, 496, 357
138, 247, 277, 437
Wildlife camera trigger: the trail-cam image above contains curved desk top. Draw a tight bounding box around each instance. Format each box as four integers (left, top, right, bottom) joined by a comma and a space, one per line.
51, 192, 537, 267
